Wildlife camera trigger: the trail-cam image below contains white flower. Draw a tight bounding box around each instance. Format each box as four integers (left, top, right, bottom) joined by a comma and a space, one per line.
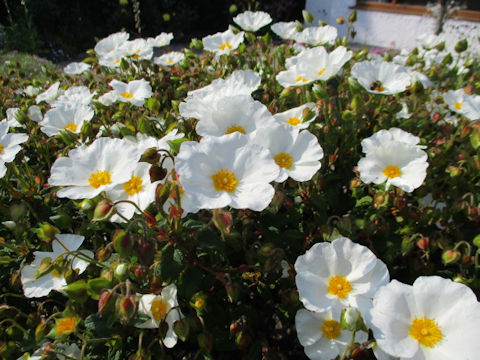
94, 31, 129, 58
233, 11, 272, 32
2, 107, 21, 127
21, 234, 93, 298
48, 137, 140, 199
28, 106, 43, 123
154, 51, 185, 66
107, 79, 153, 107
180, 70, 261, 119
463, 94, 480, 120
443, 89, 480, 120
146, 32, 174, 47
396, 102, 411, 119
175, 133, 279, 211
416, 33, 442, 49
36, 82, 64, 104
39, 105, 94, 137
98, 50, 127, 69
295, 237, 389, 327
271, 21, 300, 40
370, 276, 480, 360
51, 86, 96, 108
23, 85, 41, 97
107, 162, 160, 222
296, 307, 368, 360
63, 62, 91, 75
351, 61, 412, 95
277, 46, 352, 87
120, 38, 153, 60
136, 284, 183, 348
360, 128, 426, 154
96, 91, 118, 106
273, 102, 318, 129
358, 135, 429, 193
202, 29, 245, 56
249, 125, 323, 182
295, 25, 338, 46
163, 178, 201, 218
0, 122, 29, 178
409, 71, 432, 89
193, 95, 276, 137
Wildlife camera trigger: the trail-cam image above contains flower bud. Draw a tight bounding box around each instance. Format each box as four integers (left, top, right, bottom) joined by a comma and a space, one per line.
34, 222, 60, 243
455, 39, 468, 53
114, 263, 129, 281
96, 246, 112, 262
35, 319, 48, 342
115, 295, 138, 325
336, 17, 345, 25
191, 292, 207, 313
190, 38, 204, 50
112, 230, 133, 258
92, 199, 115, 222
149, 164, 168, 182
312, 83, 328, 99
98, 290, 116, 316
348, 10, 357, 23
212, 209, 233, 236
302, 10, 314, 24
140, 147, 161, 164
442, 249, 461, 265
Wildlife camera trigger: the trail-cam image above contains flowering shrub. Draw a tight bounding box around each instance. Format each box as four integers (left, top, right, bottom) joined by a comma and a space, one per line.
0, 9, 479, 360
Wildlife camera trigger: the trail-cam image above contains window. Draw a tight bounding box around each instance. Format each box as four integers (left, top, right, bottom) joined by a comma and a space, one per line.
354, 0, 480, 21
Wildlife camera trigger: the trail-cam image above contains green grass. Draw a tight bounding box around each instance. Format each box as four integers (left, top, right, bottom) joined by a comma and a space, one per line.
0, 51, 60, 83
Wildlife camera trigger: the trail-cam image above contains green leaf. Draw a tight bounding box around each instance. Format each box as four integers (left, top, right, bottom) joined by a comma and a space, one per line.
160, 246, 184, 282
355, 196, 373, 207
167, 138, 188, 154
87, 278, 112, 300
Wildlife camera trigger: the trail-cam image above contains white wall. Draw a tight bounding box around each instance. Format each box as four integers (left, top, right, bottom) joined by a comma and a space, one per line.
305, 0, 480, 53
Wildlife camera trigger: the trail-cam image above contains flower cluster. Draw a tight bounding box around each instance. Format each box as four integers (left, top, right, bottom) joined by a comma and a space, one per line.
0, 8, 479, 360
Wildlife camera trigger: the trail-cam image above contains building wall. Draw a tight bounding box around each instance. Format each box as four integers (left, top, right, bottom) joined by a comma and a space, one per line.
305, 0, 480, 53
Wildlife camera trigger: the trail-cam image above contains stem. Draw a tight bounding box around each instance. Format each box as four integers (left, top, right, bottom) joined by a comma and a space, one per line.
339, 329, 356, 360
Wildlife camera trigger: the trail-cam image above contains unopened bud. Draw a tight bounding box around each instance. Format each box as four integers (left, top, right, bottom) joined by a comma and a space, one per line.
348, 10, 357, 23
98, 290, 116, 316
34, 222, 60, 243
149, 164, 167, 182
92, 199, 115, 221
336, 17, 345, 25
140, 147, 160, 164
212, 209, 233, 236
112, 230, 133, 258
442, 249, 461, 265
302, 10, 314, 24
455, 39, 468, 53
115, 295, 137, 325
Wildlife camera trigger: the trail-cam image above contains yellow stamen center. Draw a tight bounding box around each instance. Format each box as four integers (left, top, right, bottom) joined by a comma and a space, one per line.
321, 319, 341, 339
167, 60, 174, 64
327, 275, 352, 299
151, 298, 168, 322
56, 317, 76, 335
455, 102, 462, 110
288, 117, 301, 126
409, 317, 443, 348
132, 54, 140, 59
225, 125, 246, 135
120, 92, 134, 98
383, 165, 401, 179
212, 169, 238, 192
114, 60, 120, 65
317, 67, 326, 76
63, 122, 77, 132
274, 152, 294, 169
220, 42, 232, 51
88, 170, 112, 188
123, 175, 143, 196
296, 76, 308, 83
0, 144, 4, 154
